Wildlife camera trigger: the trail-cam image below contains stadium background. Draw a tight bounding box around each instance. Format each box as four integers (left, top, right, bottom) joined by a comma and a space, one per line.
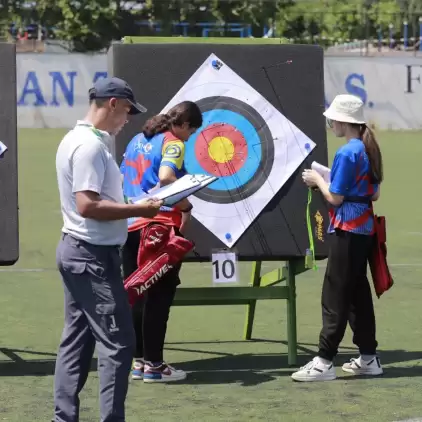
2, 1, 422, 421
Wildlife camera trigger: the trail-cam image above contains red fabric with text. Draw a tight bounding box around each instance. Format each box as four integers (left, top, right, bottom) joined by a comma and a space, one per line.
123, 223, 194, 305
368, 215, 393, 298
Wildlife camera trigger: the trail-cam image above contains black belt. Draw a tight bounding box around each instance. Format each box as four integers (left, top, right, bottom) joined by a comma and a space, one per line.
343, 196, 372, 204
62, 232, 120, 249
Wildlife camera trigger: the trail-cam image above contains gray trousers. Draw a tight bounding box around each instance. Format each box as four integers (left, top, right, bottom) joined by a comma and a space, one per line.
54, 233, 135, 422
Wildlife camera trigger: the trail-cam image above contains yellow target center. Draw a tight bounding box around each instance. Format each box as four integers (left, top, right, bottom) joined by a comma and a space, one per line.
208, 137, 234, 163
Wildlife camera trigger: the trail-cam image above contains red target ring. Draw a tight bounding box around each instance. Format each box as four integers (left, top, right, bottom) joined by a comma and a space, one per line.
194, 123, 248, 177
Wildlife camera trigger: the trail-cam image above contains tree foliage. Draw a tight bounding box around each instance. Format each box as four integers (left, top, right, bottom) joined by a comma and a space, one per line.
0, 0, 27, 40
139, 0, 282, 37
1, 0, 416, 51
275, 0, 405, 42
369, 0, 402, 34
36, 0, 127, 51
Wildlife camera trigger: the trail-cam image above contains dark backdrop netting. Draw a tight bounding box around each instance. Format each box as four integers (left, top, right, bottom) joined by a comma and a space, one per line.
0, 42, 19, 265
109, 42, 329, 262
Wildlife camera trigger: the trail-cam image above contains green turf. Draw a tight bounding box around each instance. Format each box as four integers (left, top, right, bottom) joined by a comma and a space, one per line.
1, 128, 421, 422
122, 36, 288, 44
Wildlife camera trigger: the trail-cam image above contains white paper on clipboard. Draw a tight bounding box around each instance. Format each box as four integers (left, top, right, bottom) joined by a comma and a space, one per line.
128, 174, 218, 206
163, 175, 217, 206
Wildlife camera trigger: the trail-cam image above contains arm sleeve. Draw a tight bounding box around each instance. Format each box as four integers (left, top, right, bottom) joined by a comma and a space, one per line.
329, 151, 356, 196
72, 141, 107, 194
160, 140, 185, 172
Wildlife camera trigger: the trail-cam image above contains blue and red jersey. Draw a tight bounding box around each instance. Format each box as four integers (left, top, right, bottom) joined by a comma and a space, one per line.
120, 131, 187, 231
328, 138, 378, 235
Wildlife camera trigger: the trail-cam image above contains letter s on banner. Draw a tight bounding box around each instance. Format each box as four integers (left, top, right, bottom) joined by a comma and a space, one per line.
345, 73, 367, 105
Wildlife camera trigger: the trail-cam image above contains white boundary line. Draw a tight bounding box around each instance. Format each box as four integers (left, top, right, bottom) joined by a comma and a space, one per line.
0, 268, 53, 272
393, 419, 422, 422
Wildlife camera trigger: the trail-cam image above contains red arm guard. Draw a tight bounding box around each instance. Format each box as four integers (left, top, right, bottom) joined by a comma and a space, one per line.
124, 223, 194, 306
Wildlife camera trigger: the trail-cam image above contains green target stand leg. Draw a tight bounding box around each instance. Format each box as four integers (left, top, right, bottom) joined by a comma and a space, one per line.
286, 260, 298, 367
243, 261, 263, 340
242, 259, 306, 367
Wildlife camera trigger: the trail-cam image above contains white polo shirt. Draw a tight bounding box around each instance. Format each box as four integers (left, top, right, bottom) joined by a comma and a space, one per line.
56, 121, 128, 246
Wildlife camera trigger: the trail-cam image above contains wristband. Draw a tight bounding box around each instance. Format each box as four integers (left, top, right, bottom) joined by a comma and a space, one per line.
180, 204, 193, 213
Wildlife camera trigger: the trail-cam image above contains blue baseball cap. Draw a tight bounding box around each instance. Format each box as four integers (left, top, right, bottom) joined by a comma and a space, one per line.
88, 77, 147, 115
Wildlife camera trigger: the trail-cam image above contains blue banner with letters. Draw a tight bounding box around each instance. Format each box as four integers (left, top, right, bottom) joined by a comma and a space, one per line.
15, 53, 422, 130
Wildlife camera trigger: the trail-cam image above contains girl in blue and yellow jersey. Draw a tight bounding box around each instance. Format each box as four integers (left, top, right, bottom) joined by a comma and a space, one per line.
120, 101, 203, 383
292, 94, 384, 382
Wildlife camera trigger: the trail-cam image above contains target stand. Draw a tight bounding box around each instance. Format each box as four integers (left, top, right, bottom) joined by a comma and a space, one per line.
173, 259, 307, 366
110, 37, 330, 366
0, 42, 19, 266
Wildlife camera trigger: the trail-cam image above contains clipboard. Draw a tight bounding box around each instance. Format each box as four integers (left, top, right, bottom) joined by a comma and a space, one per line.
128, 174, 218, 206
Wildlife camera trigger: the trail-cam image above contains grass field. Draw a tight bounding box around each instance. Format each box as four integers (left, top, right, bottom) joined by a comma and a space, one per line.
1, 128, 421, 422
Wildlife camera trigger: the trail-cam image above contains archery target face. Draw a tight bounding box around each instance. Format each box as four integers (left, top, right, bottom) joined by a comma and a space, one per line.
188, 96, 274, 204
160, 53, 316, 247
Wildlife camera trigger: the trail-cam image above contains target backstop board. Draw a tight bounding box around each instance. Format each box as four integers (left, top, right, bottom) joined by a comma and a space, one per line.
109, 39, 329, 262
0, 42, 19, 266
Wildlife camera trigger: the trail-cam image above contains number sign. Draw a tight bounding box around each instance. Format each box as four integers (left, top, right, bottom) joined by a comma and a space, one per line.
211, 251, 238, 284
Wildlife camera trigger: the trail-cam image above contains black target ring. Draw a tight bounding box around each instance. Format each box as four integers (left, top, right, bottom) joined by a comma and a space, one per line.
190, 96, 274, 204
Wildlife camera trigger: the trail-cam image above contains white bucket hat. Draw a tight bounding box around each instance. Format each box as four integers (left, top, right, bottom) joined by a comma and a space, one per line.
323, 94, 366, 124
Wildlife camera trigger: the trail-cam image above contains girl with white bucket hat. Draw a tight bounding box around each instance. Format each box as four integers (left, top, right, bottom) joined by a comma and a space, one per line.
292, 94, 384, 382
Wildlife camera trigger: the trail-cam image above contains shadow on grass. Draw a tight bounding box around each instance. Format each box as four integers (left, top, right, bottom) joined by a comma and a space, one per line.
175, 368, 288, 386
164, 340, 422, 386
0, 348, 97, 377
1, 342, 422, 386
342, 365, 422, 381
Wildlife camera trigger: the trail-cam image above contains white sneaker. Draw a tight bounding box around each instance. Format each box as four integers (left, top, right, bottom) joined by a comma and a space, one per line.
342, 356, 383, 376
143, 362, 187, 383
291, 357, 336, 382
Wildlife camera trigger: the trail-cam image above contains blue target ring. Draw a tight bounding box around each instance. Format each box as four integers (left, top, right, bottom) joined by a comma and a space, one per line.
184, 96, 274, 204
185, 109, 262, 191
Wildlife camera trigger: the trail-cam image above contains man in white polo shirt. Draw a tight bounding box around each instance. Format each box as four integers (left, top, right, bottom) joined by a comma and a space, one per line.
54, 77, 163, 422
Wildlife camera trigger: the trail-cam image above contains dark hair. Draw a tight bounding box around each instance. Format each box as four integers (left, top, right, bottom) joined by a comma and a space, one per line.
352, 123, 383, 184
142, 101, 203, 138
89, 98, 107, 107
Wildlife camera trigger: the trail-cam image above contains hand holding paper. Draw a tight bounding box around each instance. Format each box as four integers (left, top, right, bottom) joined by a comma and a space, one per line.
133, 197, 163, 218
302, 162, 331, 188
311, 161, 331, 184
